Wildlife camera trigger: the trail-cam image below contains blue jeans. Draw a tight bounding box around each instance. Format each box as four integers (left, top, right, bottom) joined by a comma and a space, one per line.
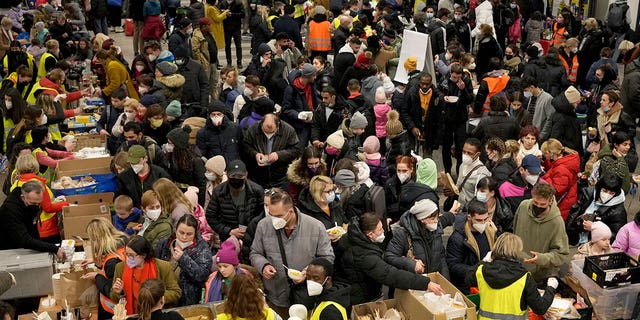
94, 16, 109, 35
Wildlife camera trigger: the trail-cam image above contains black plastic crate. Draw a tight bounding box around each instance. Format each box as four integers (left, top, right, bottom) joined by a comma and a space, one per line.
583, 252, 640, 288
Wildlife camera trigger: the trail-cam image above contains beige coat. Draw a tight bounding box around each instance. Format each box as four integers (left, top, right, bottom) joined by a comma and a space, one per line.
191, 28, 210, 72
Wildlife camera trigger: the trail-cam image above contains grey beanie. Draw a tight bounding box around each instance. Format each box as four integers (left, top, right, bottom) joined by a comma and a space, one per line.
349, 111, 368, 129
156, 61, 178, 76
334, 169, 356, 187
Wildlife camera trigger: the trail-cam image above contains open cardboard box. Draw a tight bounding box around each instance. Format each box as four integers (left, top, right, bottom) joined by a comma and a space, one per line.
62, 203, 111, 239
55, 157, 113, 179
65, 192, 114, 205
352, 299, 407, 320
73, 134, 106, 149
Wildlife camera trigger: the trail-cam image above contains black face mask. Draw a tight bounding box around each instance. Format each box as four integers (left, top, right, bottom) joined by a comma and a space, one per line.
280, 45, 289, 51
127, 139, 139, 147
26, 204, 41, 214
505, 54, 513, 60
228, 177, 245, 189
532, 205, 547, 217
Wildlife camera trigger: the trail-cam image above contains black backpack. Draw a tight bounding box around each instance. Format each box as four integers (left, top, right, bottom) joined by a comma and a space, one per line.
607, 2, 629, 31
365, 184, 386, 218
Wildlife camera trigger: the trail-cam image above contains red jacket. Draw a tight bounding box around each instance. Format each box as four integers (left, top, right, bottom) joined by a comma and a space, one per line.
37, 77, 82, 118
542, 153, 580, 221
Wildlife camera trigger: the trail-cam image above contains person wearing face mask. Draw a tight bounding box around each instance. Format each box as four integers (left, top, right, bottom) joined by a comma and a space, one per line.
476, 177, 513, 235
156, 214, 212, 306
551, 12, 571, 49
116, 145, 171, 208
402, 72, 441, 156
338, 212, 445, 306
286, 146, 328, 206
298, 175, 346, 233
30, 125, 75, 184
196, 101, 242, 162
1, 88, 28, 153
96, 88, 127, 155
141, 105, 171, 146
502, 44, 523, 76
586, 90, 635, 159
3, 41, 36, 77
443, 138, 492, 207
204, 155, 227, 209
446, 7, 472, 53
174, 47, 210, 115
168, 18, 194, 58
136, 74, 169, 108
484, 137, 518, 186
306, 258, 350, 320
163, 126, 207, 205
250, 189, 334, 315
138, 190, 173, 250
521, 77, 553, 140
385, 155, 417, 222
546, 87, 584, 155
513, 183, 570, 280
499, 154, 545, 212
237, 79, 275, 129
446, 199, 496, 293
204, 240, 250, 302
111, 236, 181, 315
206, 160, 265, 248
558, 38, 580, 85
243, 114, 300, 189
112, 99, 142, 139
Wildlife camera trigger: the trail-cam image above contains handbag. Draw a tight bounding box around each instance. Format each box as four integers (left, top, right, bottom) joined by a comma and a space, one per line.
444, 164, 483, 211
275, 230, 313, 309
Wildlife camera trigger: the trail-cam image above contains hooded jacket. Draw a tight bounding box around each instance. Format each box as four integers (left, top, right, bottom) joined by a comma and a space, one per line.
583, 188, 627, 240
157, 73, 186, 102
309, 281, 351, 319
533, 55, 570, 97
196, 116, 242, 163
143, 213, 173, 250
542, 152, 580, 220
176, 58, 209, 109
116, 164, 172, 208
473, 111, 520, 146
286, 158, 328, 206
338, 118, 362, 162
282, 75, 319, 132
612, 218, 640, 257
513, 199, 570, 280
490, 157, 518, 186
336, 217, 429, 305
549, 95, 583, 155
297, 187, 346, 230
397, 182, 439, 216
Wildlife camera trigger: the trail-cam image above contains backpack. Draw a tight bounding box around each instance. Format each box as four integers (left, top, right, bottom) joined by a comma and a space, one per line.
364, 184, 386, 218
607, 2, 629, 30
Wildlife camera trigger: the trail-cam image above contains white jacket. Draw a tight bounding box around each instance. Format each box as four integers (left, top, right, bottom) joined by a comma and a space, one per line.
471, 0, 496, 39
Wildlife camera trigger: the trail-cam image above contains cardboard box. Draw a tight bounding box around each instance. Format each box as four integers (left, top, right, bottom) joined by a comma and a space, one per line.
62, 203, 111, 239
65, 192, 114, 205
351, 299, 407, 320
74, 134, 106, 149
56, 157, 113, 179
396, 272, 477, 320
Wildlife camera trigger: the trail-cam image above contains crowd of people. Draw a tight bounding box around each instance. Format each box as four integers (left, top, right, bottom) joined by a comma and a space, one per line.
0, 0, 640, 319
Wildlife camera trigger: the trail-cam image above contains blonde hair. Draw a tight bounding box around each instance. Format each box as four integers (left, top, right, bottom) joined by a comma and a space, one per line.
479, 24, 493, 36
36, 93, 56, 115
505, 140, 520, 158
114, 195, 134, 211
309, 175, 333, 204
492, 232, 523, 261
256, 5, 269, 20
15, 154, 39, 174
86, 217, 126, 266
565, 37, 579, 48
152, 178, 194, 215
45, 39, 59, 51
123, 98, 139, 111
540, 138, 564, 157
584, 18, 598, 31
1, 17, 13, 28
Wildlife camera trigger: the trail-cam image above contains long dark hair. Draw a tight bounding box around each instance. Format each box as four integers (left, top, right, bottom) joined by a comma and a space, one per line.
293, 146, 326, 180
137, 279, 165, 320
3, 87, 27, 124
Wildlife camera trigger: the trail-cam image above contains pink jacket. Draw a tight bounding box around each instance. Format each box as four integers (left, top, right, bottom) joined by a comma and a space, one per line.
612, 221, 640, 258
373, 103, 391, 138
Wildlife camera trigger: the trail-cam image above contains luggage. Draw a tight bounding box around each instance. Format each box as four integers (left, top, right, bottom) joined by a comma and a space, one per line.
124, 19, 134, 36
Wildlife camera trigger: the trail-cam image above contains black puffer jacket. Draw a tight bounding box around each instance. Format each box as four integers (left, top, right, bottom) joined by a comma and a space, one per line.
473, 111, 520, 145
297, 187, 346, 229
344, 94, 376, 139
156, 233, 212, 306
338, 119, 362, 161
166, 153, 207, 206
315, 66, 334, 93
492, 196, 515, 235
548, 94, 583, 155
385, 211, 454, 278
583, 189, 628, 240
177, 58, 209, 110
397, 182, 439, 216
335, 217, 430, 305
577, 28, 604, 87
342, 184, 369, 220
384, 175, 410, 222
195, 116, 243, 163
490, 157, 518, 186
533, 55, 570, 97
385, 131, 412, 170
205, 178, 264, 242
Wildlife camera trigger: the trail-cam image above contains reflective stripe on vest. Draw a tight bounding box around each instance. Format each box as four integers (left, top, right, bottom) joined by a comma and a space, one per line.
26, 81, 57, 104
38, 52, 56, 79
482, 74, 511, 113
560, 54, 578, 83
552, 25, 566, 49
267, 15, 278, 30
99, 249, 126, 313
308, 21, 332, 51
3, 118, 15, 153
476, 264, 528, 320
310, 301, 348, 320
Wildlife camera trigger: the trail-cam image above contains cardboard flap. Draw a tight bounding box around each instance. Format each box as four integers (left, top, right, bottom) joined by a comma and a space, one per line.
56, 157, 113, 178
63, 203, 110, 218
65, 192, 114, 205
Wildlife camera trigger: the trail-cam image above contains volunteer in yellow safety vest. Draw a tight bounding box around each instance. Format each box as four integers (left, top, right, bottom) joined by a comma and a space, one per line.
215, 273, 279, 320
39, 39, 61, 79
3, 41, 37, 77
2, 87, 29, 153
306, 258, 349, 320
0, 65, 35, 99
467, 233, 558, 320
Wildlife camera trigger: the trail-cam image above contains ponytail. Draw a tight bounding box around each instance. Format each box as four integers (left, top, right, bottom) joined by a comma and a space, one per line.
136, 279, 165, 320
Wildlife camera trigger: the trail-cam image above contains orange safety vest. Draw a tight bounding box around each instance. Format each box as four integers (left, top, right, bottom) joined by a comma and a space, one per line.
99, 248, 126, 314
552, 24, 566, 49
560, 53, 579, 83
482, 74, 511, 113
308, 21, 332, 52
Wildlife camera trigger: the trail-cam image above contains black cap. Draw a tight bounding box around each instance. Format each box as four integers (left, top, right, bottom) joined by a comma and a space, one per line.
227, 160, 247, 176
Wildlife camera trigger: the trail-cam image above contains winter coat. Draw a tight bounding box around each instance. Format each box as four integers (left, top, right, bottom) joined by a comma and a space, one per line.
297, 188, 346, 229
542, 152, 580, 221
446, 214, 496, 293
466, 259, 555, 314
309, 282, 351, 320
168, 31, 193, 59
339, 66, 371, 99
141, 14, 166, 41
612, 221, 640, 257
103, 58, 139, 99
582, 189, 627, 240
577, 28, 604, 87
373, 103, 391, 138
385, 211, 453, 277
116, 136, 167, 168
218, 0, 245, 30
474, 35, 502, 78
177, 58, 209, 108
311, 104, 346, 144
272, 15, 302, 50
548, 95, 583, 155
589, 103, 636, 149
344, 94, 376, 139
499, 171, 536, 212
196, 116, 242, 163
332, 26, 350, 57
315, 66, 334, 93
446, 19, 472, 52
473, 111, 520, 146
250, 211, 335, 307
111, 258, 182, 305
116, 165, 171, 208
336, 217, 430, 305
113, 208, 143, 235
157, 74, 186, 102
384, 175, 409, 222
525, 19, 544, 43
338, 119, 363, 162
286, 158, 328, 206
142, 121, 171, 146
490, 157, 518, 186
143, 214, 173, 250
471, 0, 495, 39
249, 16, 270, 55
281, 76, 319, 132
332, 49, 356, 93
593, 144, 631, 193
206, 178, 264, 241
142, 80, 169, 108
367, 158, 389, 187
402, 84, 442, 149
188, 2, 205, 26
439, 75, 474, 125
242, 119, 300, 188
573, 242, 616, 260
205, 4, 226, 49
385, 131, 412, 170
341, 184, 369, 221
621, 58, 640, 120
397, 182, 439, 217
427, 19, 448, 56
156, 233, 212, 306
166, 154, 207, 205
456, 159, 492, 206
534, 56, 570, 97
91, 0, 109, 18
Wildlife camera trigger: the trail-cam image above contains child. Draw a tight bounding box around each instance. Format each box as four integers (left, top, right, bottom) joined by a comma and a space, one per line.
184, 187, 214, 243
204, 241, 248, 302
112, 98, 139, 138
136, 279, 183, 320
97, 88, 127, 155
573, 221, 615, 260
113, 195, 143, 235
27, 38, 47, 66
373, 86, 391, 153
362, 136, 389, 186
139, 190, 172, 250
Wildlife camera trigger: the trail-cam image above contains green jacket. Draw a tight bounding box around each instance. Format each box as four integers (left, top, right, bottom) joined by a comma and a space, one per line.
111, 258, 182, 306
513, 199, 570, 280
144, 214, 173, 250
597, 144, 631, 192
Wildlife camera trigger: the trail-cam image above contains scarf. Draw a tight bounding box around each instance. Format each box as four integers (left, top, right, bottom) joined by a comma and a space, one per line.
294, 77, 314, 112
207, 267, 244, 302
463, 221, 496, 260
418, 88, 433, 121
122, 259, 158, 315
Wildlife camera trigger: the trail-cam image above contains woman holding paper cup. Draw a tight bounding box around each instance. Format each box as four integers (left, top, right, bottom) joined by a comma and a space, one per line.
297, 175, 346, 241
466, 233, 557, 319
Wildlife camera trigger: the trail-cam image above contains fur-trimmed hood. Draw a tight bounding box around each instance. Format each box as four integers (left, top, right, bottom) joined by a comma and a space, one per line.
157, 73, 186, 88
341, 118, 356, 138
286, 158, 328, 186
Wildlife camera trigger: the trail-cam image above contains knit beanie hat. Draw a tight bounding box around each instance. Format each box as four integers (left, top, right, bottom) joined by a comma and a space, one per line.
208, 100, 226, 114
375, 86, 386, 104
326, 130, 345, 149
590, 221, 612, 243
386, 110, 403, 136
564, 86, 581, 105
184, 186, 199, 208
404, 57, 417, 72
302, 63, 318, 77
363, 136, 381, 160
525, 45, 539, 58
353, 161, 370, 182
157, 50, 175, 64
410, 198, 438, 220
254, 97, 275, 116
205, 155, 226, 176
334, 169, 356, 187
215, 241, 239, 266
350, 111, 368, 129
416, 158, 438, 190
140, 94, 157, 107
157, 61, 178, 76
167, 125, 191, 148
165, 100, 182, 118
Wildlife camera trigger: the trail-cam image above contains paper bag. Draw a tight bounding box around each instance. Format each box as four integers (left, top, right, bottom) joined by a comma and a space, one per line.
60, 271, 96, 308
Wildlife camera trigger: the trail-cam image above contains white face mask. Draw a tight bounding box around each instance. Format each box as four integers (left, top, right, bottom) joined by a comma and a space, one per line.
138, 87, 148, 94
125, 111, 136, 120
523, 91, 533, 98
40, 114, 48, 125
163, 143, 174, 153
131, 163, 144, 174
468, 63, 476, 70
244, 88, 253, 97
135, 65, 145, 72
148, 54, 157, 61
5, 101, 12, 109
462, 154, 473, 165
271, 214, 287, 230
211, 115, 223, 126
205, 172, 217, 181
473, 222, 487, 234
571, 48, 578, 54
374, 234, 385, 243
175, 239, 192, 249
306, 278, 326, 296
425, 223, 438, 232
397, 172, 410, 183
600, 191, 614, 203
525, 174, 539, 185
476, 191, 488, 203
326, 191, 335, 203
264, 205, 270, 217
146, 209, 161, 221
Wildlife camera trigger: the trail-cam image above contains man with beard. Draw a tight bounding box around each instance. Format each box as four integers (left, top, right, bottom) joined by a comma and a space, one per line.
3, 41, 36, 77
